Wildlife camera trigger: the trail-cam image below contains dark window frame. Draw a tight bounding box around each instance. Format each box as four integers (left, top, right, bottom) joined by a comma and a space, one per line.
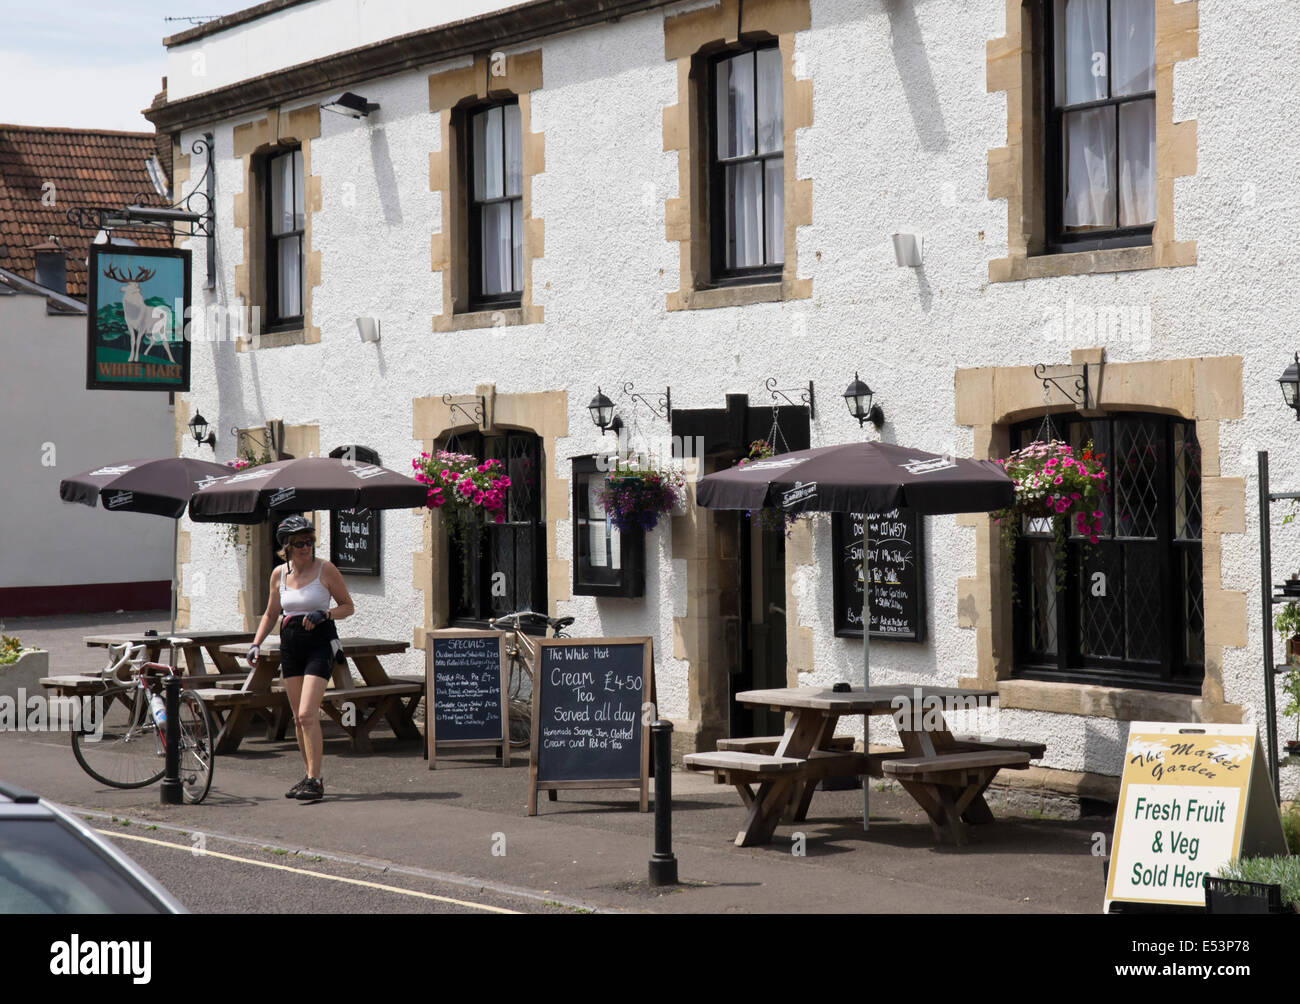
706, 42, 785, 287
463, 99, 524, 312
570, 454, 645, 598
446, 429, 546, 627
263, 146, 304, 331
1011, 412, 1204, 694
1043, 0, 1156, 254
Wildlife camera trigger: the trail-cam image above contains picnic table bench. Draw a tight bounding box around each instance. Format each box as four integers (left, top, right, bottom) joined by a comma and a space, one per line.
687, 686, 1044, 847
216, 637, 421, 754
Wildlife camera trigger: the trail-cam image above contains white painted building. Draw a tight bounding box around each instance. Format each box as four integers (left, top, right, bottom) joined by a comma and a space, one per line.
0, 274, 173, 614
147, 0, 1300, 803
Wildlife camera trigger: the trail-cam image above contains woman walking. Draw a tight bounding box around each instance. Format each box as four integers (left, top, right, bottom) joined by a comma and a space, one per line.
246, 515, 354, 801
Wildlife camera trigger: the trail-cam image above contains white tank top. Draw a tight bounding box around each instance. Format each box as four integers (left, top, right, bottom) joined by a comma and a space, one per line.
279, 561, 331, 617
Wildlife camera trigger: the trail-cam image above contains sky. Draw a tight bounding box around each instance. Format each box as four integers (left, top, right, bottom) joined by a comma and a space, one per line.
0, 1, 251, 132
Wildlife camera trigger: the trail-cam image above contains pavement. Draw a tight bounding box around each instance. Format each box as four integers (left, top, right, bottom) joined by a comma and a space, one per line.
2, 610, 1114, 913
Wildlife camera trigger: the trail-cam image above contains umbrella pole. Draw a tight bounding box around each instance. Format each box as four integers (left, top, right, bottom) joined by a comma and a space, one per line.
861, 511, 871, 831
169, 520, 178, 637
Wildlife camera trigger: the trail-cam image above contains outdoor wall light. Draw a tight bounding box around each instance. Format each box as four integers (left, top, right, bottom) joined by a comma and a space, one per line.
588, 388, 616, 432
356, 317, 381, 343
1280, 353, 1300, 420
322, 92, 380, 118
892, 233, 923, 268
843, 373, 885, 429
188, 411, 217, 449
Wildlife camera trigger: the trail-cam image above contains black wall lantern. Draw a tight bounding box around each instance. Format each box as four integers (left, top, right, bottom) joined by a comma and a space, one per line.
188, 411, 216, 449
843, 372, 885, 429
588, 388, 615, 431
1280, 353, 1300, 421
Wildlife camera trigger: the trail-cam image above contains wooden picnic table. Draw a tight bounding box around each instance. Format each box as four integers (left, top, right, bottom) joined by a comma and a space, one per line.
686, 685, 1041, 846
85, 631, 252, 677
214, 637, 422, 754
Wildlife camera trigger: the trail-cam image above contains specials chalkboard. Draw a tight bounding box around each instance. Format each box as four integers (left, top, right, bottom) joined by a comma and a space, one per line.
426, 631, 509, 767
528, 637, 653, 815
832, 509, 925, 642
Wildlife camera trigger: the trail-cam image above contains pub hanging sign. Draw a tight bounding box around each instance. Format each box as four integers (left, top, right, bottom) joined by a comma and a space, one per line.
86, 245, 191, 392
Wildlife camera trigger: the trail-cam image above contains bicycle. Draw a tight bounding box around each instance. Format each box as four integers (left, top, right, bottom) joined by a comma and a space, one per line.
486, 610, 574, 747
70, 639, 215, 804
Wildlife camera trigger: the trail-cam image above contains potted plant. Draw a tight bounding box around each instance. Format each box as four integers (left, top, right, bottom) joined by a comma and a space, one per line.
0, 635, 49, 704
736, 439, 801, 537
599, 456, 685, 533
1281, 667, 1300, 759
412, 450, 512, 542
993, 439, 1108, 590
1206, 857, 1300, 914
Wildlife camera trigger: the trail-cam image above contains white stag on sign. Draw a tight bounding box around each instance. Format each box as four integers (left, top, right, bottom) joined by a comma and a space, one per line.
102, 264, 176, 364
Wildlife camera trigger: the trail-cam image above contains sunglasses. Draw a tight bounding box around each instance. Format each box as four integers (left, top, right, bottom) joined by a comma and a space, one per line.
288, 539, 315, 549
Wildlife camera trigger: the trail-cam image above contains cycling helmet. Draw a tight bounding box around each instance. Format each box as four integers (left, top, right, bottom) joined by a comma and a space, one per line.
276, 515, 314, 545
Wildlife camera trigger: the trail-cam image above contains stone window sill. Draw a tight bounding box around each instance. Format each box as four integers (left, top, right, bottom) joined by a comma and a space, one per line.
669, 278, 809, 312
435, 306, 536, 332
236, 327, 308, 351
991, 243, 1198, 283
994, 677, 1207, 722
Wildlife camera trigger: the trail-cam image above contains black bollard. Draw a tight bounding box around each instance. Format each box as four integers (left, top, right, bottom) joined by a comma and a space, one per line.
160, 674, 183, 805
648, 720, 678, 886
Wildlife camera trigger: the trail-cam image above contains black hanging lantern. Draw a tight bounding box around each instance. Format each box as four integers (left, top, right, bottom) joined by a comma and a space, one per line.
1280, 353, 1300, 421
843, 372, 885, 429
588, 388, 616, 432
188, 411, 216, 449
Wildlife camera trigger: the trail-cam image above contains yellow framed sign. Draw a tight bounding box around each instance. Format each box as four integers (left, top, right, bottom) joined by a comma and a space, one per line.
1105, 723, 1288, 911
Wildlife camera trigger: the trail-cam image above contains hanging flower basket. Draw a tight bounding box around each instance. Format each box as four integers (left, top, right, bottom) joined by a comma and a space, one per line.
600, 458, 685, 533
737, 439, 801, 537
412, 450, 511, 544
221, 447, 275, 552
993, 439, 1108, 591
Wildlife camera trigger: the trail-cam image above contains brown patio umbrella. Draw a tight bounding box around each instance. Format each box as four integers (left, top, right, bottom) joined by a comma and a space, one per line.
695, 440, 1015, 829
59, 457, 235, 633
186, 456, 428, 524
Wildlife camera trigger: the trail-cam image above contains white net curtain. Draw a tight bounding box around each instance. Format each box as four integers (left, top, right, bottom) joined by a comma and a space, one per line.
1056, 0, 1156, 232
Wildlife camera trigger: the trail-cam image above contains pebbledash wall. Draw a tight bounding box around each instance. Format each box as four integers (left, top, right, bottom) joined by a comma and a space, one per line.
152, 0, 1300, 803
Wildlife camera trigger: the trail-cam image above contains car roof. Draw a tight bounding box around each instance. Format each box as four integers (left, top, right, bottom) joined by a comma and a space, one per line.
0, 780, 187, 912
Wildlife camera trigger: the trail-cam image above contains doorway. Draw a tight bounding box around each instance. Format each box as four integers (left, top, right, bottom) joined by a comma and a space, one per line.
733, 518, 787, 737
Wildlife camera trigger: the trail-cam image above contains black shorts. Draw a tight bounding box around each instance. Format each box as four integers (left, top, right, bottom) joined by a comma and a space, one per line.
279, 617, 334, 680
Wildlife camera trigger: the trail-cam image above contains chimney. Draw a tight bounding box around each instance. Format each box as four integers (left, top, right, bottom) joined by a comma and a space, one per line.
31, 239, 66, 295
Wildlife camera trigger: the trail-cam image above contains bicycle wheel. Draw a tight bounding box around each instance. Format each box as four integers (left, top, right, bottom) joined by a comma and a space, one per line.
71, 684, 165, 789
176, 690, 214, 804
508, 699, 532, 748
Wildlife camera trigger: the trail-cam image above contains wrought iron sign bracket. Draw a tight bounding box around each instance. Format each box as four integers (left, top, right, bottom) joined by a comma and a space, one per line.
764, 378, 815, 419
231, 423, 278, 458
442, 394, 486, 429
66, 134, 216, 287
623, 382, 671, 422
1034, 362, 1091, 409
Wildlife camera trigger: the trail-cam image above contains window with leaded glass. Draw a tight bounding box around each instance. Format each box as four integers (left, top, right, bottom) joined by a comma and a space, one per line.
446, 430, 545, 625
465, 101, 523, 308
1013, 413, 1203, 693
1046, 0, 1156, 251
709, 44, 784, 284
265, 148, 304, 327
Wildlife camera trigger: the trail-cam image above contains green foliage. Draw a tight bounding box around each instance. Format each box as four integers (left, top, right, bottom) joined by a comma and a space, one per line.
1281, 804, 1300, 857
1216, 856, 1300, 911
0, 635, 23, 665
1275, 601, 1300, 640
1281, 668, 1300, 742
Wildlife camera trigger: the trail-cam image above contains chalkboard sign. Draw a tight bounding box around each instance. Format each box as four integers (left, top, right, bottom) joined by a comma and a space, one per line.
831, 509, 926, 642
329, 445, 380, 576
528, 637, 653, 815
426, 630, 509, 767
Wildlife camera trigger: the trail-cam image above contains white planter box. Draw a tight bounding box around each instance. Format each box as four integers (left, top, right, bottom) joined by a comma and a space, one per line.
0, 649, 50, 703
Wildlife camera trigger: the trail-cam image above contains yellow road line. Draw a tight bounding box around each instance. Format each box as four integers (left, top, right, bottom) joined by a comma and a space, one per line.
98, 830, 520, 914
